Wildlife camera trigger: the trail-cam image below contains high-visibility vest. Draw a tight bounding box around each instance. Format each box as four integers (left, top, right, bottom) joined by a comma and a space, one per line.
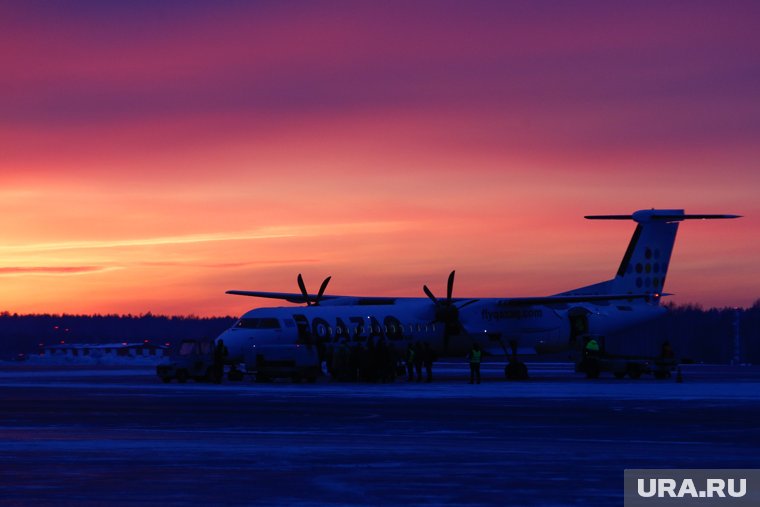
470, 350, 481, 363
585, 340, 600, 352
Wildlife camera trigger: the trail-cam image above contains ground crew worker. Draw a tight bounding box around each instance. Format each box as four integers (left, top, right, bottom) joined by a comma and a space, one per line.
414, 341, 424, 382
584, 336, 600, 358
423, 342, 435, 383
213, 339, 227, 384
406, 343, 416, 381
468, 342, 482, 384
332, 339, 350, 381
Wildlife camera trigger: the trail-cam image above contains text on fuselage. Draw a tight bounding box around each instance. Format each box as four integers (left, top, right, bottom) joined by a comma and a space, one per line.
481, 309, 543, 321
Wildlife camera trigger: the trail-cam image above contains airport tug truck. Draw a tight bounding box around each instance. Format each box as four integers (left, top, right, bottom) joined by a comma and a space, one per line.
156, 338, 219, 383
244, 344, 320, 383
575, 335, 677, 379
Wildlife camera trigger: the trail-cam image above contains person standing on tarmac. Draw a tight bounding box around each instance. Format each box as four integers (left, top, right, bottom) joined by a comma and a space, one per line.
413, 341, 424, 382
213, 339, 228, 384
423, 342, 436, 382
584, 336, 600, 358
468, 342, 482, 384
406, 343, 416, 382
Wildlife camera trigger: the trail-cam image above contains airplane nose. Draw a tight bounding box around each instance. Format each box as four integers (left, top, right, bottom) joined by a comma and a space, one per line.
214, 329, 232, 347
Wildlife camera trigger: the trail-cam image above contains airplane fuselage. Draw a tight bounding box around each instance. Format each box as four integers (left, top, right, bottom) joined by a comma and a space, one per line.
217, 298, 666, 363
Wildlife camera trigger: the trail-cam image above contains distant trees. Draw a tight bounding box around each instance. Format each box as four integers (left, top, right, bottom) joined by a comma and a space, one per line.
607, 304, 759, 364
0, 312, 235, 358
1, 303, 758, 364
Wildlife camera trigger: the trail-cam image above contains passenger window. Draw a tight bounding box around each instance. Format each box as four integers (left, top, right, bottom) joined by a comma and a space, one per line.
259, 318, 281, 329
235, 318, 259, 329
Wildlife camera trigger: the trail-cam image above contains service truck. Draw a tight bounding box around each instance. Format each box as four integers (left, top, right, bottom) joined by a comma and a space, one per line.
156, 338, 219, 383
575, 335, 677, 379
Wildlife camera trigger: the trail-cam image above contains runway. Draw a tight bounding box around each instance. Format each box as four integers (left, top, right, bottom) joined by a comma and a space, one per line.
1, 362, 759, 506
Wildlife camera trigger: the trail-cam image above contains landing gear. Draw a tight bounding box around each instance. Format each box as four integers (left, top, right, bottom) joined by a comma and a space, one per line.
504, 339, 529, 380
505, 360, 529, 380
582, 357, 600, 379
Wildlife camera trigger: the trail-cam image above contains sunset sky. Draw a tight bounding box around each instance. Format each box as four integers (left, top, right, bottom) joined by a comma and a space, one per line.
1, 1, 758, 316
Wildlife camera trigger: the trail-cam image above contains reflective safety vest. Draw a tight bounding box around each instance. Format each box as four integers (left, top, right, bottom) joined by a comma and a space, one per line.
585, 339, 600, 352
470, 350, 481, 363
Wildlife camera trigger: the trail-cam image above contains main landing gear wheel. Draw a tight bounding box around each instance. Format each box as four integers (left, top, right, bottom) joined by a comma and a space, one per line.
584, 358, 600, 379
505, 361, 529, 380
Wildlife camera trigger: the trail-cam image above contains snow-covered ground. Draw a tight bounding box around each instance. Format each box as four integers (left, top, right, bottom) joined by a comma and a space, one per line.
1, 363, 758, 506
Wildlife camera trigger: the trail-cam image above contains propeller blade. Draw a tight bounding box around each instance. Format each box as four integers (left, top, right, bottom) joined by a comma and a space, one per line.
297, 273, 311, 306
315, 276, 332, 305
423, 285, 439, 306
456, 299, 480, 310
446, 270, 455, 303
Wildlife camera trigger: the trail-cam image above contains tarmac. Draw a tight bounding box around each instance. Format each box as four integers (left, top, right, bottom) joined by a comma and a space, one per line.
1, 361, 759, 506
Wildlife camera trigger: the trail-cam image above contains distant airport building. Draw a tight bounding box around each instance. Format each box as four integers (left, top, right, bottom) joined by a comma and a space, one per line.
40, 341, 169, 361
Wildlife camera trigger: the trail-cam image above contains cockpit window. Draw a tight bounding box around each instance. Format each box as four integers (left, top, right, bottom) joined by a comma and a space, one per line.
235, 318, 281, 329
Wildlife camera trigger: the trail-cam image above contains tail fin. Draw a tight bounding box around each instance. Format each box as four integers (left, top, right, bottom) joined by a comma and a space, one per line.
585, 209, 741, 296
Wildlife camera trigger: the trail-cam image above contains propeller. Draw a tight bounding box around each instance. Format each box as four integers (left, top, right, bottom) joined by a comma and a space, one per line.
297, 273, 332, 306
423, 270, 479, 349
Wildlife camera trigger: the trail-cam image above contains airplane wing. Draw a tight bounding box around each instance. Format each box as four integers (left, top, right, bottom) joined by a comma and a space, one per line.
225, 290, 343, 304
225, 290, 402, 306
226, 289, 659, 307
499, 293, 663, 306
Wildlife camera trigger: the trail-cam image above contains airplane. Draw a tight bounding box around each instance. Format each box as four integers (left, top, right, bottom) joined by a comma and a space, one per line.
215, 209, 740, 379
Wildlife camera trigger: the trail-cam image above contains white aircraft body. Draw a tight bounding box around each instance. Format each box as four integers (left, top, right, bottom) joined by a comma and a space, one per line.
216, 209, 739, 377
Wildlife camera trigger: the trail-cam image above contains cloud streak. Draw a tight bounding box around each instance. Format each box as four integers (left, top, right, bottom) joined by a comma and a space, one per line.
0, 222, 407, 254
0, 266, 118, 276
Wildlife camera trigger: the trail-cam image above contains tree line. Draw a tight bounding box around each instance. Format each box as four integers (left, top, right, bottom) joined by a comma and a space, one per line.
1, 302, 758, 363
0, 312, 235, 359
604, 302, 760, 364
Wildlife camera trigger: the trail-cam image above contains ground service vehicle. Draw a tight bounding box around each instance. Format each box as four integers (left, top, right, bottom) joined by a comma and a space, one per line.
156, 339, 218, 383
576, 352, 677, 379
